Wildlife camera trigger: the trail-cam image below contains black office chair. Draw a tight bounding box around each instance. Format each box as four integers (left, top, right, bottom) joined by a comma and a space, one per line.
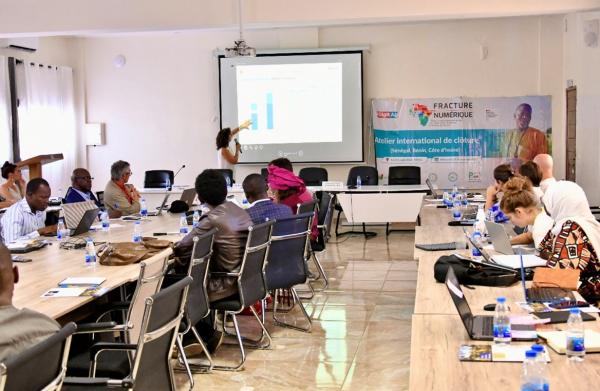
63, 277, 192, 391
214, 169, 234, 185
335, 165, 379, 238
299, 167, 328, 186
95, 191, 104, 207
209, 220, 274, 371
388, 166, 421, 185
144, 170, 175, 189
265, 213, 314, 333
0, 323, 76, 391
347, 165, 378, 187
160, 229, 216, 385
260, 168, 269, 180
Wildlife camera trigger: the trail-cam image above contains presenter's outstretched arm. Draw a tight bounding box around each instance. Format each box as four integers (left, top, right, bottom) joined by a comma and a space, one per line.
230, 119, 252, 137
222, 142, 241, 164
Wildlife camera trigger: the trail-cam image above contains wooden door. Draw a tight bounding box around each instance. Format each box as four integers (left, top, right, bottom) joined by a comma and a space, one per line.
566, 87, 576, 181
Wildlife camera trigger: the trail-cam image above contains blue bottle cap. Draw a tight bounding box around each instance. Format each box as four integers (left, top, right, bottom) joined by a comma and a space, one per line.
531, 344, 544, 352
569, 307, 581, 314
525, 350, 537, 359
496, 296, 506, 303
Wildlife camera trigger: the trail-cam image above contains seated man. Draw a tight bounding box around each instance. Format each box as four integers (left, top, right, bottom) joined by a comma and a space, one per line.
243, 173, 292, 224
1, 178, 57, 243
0, 243, 59, 361
64, 168, 101, 208
103, 160, 140, 217
174, 169, 252, 352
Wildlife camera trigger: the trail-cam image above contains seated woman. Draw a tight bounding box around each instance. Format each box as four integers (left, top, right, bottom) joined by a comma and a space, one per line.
510, 161, 544, 245
0, 161, 25, 205
518, 160, 544, 201
267, 159, 318, 240
537, 181, 600, 302
499, 177, 554, 250
485, 163, 515, 211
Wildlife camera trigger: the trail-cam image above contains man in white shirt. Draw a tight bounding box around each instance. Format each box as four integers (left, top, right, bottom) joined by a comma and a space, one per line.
533, 154, 556, 194
0, 178, 56, 243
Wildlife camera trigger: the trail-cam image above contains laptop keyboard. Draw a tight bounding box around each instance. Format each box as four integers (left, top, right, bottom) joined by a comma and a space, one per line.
415, 242, 457, 251
528, 288, 575, 302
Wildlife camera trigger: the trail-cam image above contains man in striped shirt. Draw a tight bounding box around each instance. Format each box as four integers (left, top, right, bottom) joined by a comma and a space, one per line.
1, 178, 56, 243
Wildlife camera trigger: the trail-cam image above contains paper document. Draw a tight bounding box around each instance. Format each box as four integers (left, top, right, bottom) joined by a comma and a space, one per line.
42, 288, 87, 297
491, 254, 547, 269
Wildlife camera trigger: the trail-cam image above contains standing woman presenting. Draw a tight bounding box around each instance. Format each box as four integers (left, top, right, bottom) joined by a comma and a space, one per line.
216, 120, 252, 170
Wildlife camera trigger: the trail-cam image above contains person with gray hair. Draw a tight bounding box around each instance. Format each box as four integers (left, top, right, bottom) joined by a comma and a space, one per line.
103, 160, 140, 217
0, 243, 59, 361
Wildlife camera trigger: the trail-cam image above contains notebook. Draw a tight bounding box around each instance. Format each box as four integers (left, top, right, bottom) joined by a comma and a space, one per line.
538, 329, 600, 354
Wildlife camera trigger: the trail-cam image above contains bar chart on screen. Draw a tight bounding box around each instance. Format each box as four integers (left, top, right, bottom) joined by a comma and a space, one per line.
236, 62, 343, 145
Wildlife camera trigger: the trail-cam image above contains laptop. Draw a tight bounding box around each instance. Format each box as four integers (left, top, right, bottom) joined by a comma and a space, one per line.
180, 188, 197, 207
485, 221, 536, 255
445, 266, 535, 341
517, 251, 575, 303
69, 208, 100, 236
147, 194, 170, 216
462, 228, 517, 273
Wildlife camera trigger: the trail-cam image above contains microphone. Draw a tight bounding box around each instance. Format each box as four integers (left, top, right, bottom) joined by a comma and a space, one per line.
235, 138, 242, 154
171, 165, 186, 190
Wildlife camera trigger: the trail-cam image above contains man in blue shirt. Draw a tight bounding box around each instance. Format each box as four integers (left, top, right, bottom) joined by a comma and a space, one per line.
64, 168, 101, 208
243, 173, 292, 224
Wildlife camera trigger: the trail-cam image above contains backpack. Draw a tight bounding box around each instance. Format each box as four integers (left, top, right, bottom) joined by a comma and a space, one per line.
433, 255, 520, 287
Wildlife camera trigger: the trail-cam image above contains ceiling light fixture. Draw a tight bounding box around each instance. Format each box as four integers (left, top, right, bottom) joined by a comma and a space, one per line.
225, 0, 256, 57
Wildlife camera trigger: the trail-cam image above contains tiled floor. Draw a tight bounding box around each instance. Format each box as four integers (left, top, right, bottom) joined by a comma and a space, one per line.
175, 228, 416, 390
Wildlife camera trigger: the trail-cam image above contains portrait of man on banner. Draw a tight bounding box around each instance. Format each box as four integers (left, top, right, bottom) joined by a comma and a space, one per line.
502, 103, 550, 169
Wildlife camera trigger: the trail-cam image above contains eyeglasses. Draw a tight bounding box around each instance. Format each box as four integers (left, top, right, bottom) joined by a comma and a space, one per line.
125, 171, 133, 176
74, 176, 93, 180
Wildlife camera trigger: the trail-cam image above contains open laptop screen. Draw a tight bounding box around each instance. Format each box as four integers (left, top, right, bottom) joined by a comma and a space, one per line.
445, 267, 474, 333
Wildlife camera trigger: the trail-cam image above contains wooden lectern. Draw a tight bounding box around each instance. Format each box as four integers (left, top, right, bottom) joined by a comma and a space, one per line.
17, 154, 64, 179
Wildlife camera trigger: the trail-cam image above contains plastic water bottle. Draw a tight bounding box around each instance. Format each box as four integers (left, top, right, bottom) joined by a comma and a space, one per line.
470, 230, 483, 260
461, 192, 469, 207
451, 185, 458, 198
140, 198, 148, 218
475, 204, 487, 235
179, 214, 189, 234
225, 175, 232, 188
356, 176, 362, 188
132, 221, 142, 243
242, 198, 249, 209
521, 350, 548, 391
100, 211, 110, 232
57, 218, 66, 241
531, 344, 548, 370
566, 308, 585, 362
84, 238, 97, 266
452, 199, 462, 221
490, 204, 500, 222
493, 296, 511, 344
192, 210, 200, 227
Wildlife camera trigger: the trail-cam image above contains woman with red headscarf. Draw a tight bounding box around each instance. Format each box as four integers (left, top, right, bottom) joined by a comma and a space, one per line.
267, 158, 318, 239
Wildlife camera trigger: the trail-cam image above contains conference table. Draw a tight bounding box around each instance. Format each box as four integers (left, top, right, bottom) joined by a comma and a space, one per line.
13, 214, 183, 321
409, 203, 600, 390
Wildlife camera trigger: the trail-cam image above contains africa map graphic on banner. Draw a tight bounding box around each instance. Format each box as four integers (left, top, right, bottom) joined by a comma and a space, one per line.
372, 96, 552, 189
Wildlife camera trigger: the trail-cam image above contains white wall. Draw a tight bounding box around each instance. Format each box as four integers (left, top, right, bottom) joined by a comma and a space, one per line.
76, 15, 565, 190
564, 11, 600, 205
0, 0, 596, 36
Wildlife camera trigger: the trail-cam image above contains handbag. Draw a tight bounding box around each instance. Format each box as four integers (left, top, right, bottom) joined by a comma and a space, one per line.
434, 255, 519, 287
532, 267, 580, 291
97, 238, 172, 266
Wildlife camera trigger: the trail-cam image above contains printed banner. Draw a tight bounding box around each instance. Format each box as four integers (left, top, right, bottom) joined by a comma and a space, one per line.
372, 96, 552, 188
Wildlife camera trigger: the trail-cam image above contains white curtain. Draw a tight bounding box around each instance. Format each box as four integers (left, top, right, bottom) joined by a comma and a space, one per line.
16, 63, 77, 196
0, 57, 12, 167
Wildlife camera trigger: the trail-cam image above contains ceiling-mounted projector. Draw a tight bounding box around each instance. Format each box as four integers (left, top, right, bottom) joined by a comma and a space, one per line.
225, 39, 256, 58
225, 0, 256, 58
